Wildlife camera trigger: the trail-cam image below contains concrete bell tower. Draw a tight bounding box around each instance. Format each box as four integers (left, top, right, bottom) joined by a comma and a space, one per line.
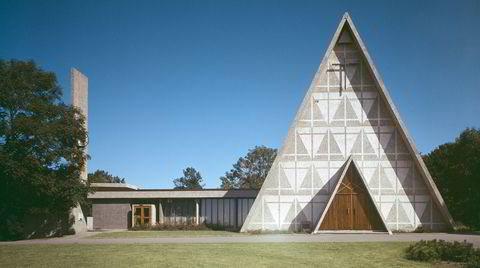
70, 68, 89, 233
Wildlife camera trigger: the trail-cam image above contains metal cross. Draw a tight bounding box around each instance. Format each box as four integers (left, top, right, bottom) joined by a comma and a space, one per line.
327, 59, 359, 93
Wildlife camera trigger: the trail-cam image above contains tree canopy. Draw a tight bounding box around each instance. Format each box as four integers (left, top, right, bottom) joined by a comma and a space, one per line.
220, 146, 277, 189
0, 60, 89, 240
423, 128, 480, 229
173, 167, 204, 189
88, 170, 126, 184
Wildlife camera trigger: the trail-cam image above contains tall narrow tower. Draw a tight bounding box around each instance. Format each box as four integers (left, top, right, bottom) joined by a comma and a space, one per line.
72, 68, 88, 181
71, 68, 88, 233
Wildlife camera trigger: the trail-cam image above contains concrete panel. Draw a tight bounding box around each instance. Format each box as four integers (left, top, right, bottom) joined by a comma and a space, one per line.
206, 199, 212, 224
201, 199, 206, 224
224, 199, 230, 226
212, 199, 217, 225
218, 199, 224, 225
230, 199, 236, 227
92, 201, 131, 230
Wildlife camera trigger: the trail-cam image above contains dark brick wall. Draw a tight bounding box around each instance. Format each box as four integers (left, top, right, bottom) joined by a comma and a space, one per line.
92, 201, 131, 230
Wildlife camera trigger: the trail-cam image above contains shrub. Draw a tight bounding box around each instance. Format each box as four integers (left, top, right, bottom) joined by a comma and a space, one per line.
405, 240, 440, 261
129, 223, 238, 232
468, 254, 480, 268
406, 239, 479, 265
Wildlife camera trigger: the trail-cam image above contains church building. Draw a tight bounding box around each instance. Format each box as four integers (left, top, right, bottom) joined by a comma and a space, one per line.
240, 13, 454, 233
88, 13, 454, 233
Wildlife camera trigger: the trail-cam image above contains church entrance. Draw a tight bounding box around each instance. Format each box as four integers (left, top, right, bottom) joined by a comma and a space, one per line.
133, 205, 152, 227
319, 164, 386, 231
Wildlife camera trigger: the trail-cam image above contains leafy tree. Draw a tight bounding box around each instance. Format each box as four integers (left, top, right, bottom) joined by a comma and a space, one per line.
220, 146, 277, 189
88, 170, 126, 183
423, 128, 480, 229
173, 167, 204, 189
0, 60, 89, 240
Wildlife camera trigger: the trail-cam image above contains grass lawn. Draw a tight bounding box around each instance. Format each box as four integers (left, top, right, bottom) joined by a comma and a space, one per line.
90, 230, 248, 238
0, 242, 459, 267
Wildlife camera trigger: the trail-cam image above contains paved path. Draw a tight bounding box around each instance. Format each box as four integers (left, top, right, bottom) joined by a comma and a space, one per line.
1, 232, 480, 246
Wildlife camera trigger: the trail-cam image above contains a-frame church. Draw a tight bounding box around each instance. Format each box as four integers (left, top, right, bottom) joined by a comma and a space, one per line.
88, 13, 454, 233
240, 13, 454, 233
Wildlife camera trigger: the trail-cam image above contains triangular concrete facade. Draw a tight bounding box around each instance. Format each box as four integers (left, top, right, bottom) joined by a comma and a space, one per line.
241, 13, 454, 233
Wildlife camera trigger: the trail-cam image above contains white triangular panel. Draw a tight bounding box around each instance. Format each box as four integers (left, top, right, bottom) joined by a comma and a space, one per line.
267, 203, 279, 225
362, 99, 375, 121
346, 132, 360, 154
366, 133, 379, 156
381, 202, 394, 219
296, 169, 309, 191
345, 66, 357, 88
414, 203, 427, 225
280, 203, 293, 224
284, 169, 296, 190
333, 134, 346, 157
312, 134, 325, 156
299, 134, 312, 156
402, 203, 415, 225
329, 100, 342, 123
316, 168, 329, 185
316, 102, 328, 121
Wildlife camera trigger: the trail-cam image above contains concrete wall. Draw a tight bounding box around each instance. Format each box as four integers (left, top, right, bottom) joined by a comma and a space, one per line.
92, 201, 131, 230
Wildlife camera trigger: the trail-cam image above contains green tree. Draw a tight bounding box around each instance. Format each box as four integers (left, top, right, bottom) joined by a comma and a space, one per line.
173, 167, 204, 189
423, 128, 480, 229
88, 170, 126, 183
220, 146, 277, 189
0, 60, 89, 240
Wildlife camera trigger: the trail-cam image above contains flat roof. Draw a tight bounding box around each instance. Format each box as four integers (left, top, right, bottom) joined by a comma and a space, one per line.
90, 183, 139, 190
88, 183, 259, 199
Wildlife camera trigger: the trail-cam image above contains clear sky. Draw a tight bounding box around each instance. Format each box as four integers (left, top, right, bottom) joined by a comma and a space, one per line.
1, 0, 479, 188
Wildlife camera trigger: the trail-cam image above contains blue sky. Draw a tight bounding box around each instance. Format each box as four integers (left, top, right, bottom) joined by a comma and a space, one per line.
1, 0, 479, 188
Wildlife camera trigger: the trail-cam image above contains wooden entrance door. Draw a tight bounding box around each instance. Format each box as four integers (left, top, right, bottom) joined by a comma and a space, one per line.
320, 165, 385, 231
133, 205, 151, 227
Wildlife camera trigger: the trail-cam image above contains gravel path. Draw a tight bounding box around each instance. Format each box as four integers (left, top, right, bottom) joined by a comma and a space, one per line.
1, 232, 479, 246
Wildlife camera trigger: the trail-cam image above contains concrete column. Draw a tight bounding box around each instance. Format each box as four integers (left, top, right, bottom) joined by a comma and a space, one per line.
158, 201, 164, 224
131, 204, 135, 227
195, 199, 199, 225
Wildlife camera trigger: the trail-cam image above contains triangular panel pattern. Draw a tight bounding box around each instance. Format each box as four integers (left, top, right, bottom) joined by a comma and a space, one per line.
241, 13, 453, 233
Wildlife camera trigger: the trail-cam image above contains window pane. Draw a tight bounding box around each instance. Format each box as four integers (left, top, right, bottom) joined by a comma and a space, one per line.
144, 218, 149, 225
143, 207, 150, 216
135, 208, 141, 216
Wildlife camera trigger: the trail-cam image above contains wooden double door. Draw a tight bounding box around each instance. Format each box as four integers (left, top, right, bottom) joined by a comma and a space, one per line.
133, 205, 151, 227
320, 165, 385, 231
